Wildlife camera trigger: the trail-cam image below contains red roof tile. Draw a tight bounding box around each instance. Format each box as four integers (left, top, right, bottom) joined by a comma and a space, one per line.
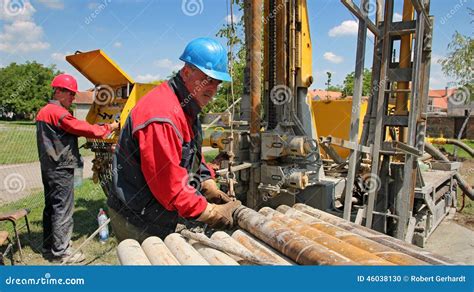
74, 91, 94, 105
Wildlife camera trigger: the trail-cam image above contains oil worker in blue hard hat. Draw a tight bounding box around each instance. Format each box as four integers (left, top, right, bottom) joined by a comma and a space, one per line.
107, 38, 242, 242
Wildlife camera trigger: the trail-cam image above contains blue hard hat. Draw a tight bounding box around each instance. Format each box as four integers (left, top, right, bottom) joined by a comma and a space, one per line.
179, 37, 232, 82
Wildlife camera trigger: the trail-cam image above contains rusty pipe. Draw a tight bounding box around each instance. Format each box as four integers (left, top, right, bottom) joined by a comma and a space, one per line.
234, 206, 356, 265
231, 230, 295, 265
250, 0, 262, 134
277, 205, 426, 265
288, 204, 456, 265
259, 207, 394, 265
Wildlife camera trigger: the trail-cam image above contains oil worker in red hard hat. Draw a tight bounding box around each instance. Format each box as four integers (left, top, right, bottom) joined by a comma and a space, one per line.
36, 73, 119, 263
107, 38, 242, 242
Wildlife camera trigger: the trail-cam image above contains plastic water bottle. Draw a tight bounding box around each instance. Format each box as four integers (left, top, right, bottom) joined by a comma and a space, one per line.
97, 208, 109, 243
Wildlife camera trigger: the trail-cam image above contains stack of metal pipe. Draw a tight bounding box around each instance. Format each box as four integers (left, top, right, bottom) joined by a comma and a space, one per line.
117, 204, 457, 266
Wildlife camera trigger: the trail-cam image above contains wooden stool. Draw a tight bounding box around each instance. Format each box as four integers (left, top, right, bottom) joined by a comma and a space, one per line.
0, 209, 31, 262
0, 231, 13, 265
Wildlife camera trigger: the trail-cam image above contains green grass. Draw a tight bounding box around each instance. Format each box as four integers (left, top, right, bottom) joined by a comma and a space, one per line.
204, 150, 218, 162
0, 179, 118, 265
0, 121, 93, 165
435, 140, 474, 159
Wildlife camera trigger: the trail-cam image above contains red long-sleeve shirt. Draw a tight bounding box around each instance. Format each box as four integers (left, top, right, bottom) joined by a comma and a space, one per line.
36, 100, 111, 170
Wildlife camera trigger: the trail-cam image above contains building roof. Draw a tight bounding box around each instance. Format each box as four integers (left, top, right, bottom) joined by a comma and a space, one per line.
309, 89, 343, 101
74, 90, 94, 105
428, 88, 457, 109
309, 89, 369, 101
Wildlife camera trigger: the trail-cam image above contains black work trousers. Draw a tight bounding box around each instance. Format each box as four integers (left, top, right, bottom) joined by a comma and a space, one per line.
41, 168, 74, 256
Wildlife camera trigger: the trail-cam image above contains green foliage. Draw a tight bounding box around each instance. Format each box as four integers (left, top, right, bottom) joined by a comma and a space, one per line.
203, 1, 245, 115
439, 30, 473, 101
0, 62, 61, 119
342, 68, 372, 97
327, 85, 343, 92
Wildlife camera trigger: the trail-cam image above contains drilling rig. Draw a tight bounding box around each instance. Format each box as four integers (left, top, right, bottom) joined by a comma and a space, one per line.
207, 0, 472, 247
67, 0, 472, 248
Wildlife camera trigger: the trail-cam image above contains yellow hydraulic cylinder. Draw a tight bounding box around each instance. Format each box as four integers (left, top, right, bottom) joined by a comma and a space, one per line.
395, 0, 414, 117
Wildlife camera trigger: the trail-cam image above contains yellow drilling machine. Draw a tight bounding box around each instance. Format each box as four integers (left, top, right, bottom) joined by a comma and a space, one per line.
65, 0, 472, 263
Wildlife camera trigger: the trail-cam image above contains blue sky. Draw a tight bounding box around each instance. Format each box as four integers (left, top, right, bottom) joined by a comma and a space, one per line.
0, 0, 472, 91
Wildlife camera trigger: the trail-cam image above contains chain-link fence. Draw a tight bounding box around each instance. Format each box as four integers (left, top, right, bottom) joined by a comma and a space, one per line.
0, 121, 116, 265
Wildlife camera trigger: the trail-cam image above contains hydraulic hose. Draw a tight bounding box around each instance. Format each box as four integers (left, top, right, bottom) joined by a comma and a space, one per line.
426, 137, 474, 158
424, 142, 474, 200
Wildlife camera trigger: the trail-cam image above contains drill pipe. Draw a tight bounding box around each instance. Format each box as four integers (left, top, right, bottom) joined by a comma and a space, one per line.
210, 231, 255, 264
234, 206, 356, 265
164, 234, 209, 265
181, 230, 275, 265
117, 239, 151, 265
141, 236, 180, 265
231, 230, 295, 265
259, 207, 393, 265
288, 204, 456, 265
192, 243, 240, 266
277, 206, 426, 265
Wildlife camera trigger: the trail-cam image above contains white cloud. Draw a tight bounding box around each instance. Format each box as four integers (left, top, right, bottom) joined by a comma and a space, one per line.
37, 0, 64, 10
154, 58, 182, 71
51, 51, 72, 62
0, 1, 50, 53
0, 20, 50, 53
0, 0, 36, 22
328, 20, 358, 37
323, 52, 344, 64
225, 14, 240, 24
136, 74, 161, 83
393, 13, 403, 22
113, 42, 122, 48
429, 53, 454, 88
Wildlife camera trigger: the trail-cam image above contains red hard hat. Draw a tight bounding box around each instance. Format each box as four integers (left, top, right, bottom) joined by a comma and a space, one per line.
51, 74, 78, 93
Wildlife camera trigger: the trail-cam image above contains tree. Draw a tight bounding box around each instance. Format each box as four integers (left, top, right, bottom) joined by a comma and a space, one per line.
342, 68, 372, 97
439, 15, 473, 103
203, 0, 246, 115
0, 62, 61, 119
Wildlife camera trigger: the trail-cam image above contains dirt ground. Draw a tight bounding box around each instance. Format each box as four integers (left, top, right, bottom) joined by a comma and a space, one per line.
454, 159, 474, 230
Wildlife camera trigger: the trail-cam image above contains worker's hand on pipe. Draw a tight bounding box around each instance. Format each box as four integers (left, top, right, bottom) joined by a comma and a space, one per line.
196, 200, 242, 229
201, 179, 233, 204
109, 121, 120, 132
